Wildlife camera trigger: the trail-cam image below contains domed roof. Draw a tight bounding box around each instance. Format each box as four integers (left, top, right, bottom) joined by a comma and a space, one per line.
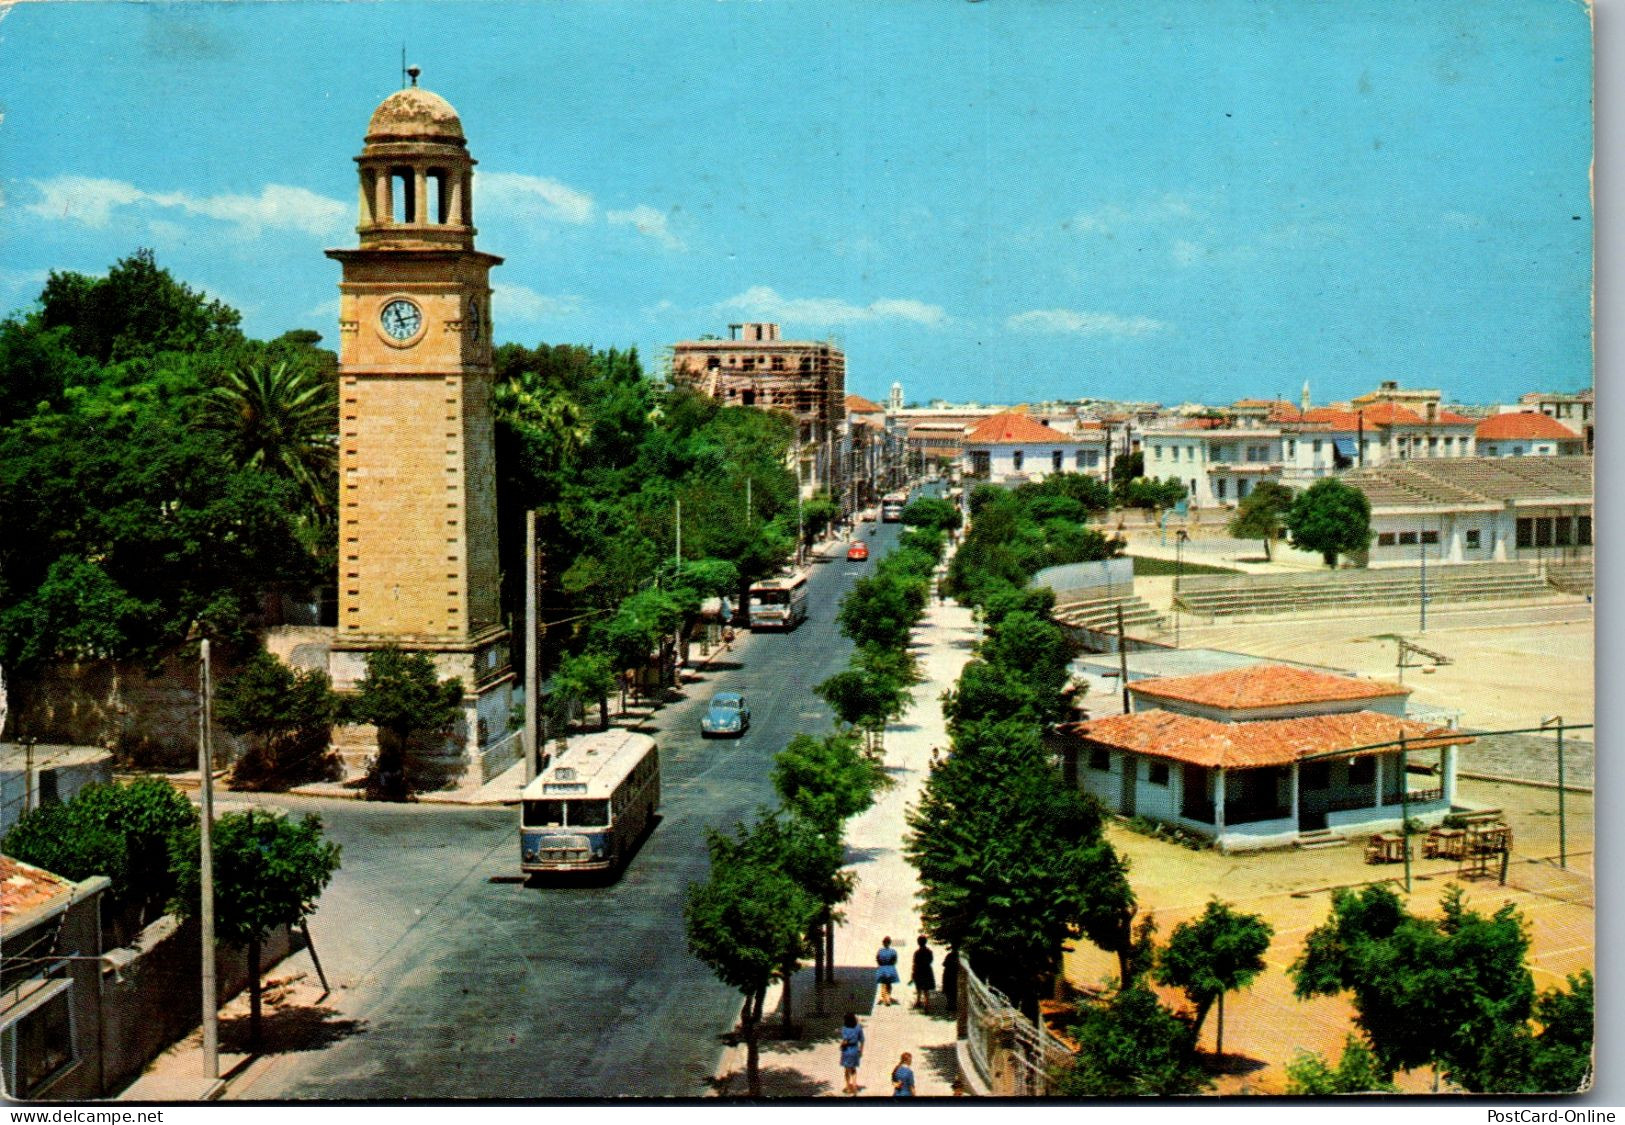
366, 86, 464, 143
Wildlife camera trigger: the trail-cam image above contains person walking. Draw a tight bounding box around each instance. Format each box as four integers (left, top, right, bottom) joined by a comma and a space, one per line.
941, 947, 959, 1014
891, 1052, 916, 1098
910, 935, 936, 1011
838, 1012, 864, 1095
875, 936, 901, 1006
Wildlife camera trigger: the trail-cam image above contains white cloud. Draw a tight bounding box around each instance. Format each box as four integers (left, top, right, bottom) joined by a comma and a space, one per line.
1005, 308, 1166, 337
606, 204, 686, 251
1067, 194, 1194, 235
1441, 211, 1485, 230
26, 175, 145, 227
478, 171, 595, 225
719, 286, 947, 328
25, 175, 346, 236
304, 296, 342, 323
493, 282, 581, 322
1171, 239, 1203, 266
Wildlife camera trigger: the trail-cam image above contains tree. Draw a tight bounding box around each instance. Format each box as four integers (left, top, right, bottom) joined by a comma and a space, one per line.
684, 820, 818, 1096
836, 569, 927, 652
1, 776, 196, 929
1154, 899, 1274, 1057
900, 496, 963, 534
169, 809, 340, 1048
1053, 986, 1211, 1096
549, 647, 617, 731
346, 647, 465, 799
1109, 450, 1145, 505
978, 609, 1074, 722
1226, 480, 1294, 560
216, 649, 340, 787
1289, 884, 1538, 1091
772, 730, 886, 831
202, 359, 337, 526
40, 249, 243, 365
1285, 1036, 1399, 1094
1284, 477, 1371, 567
814, 646, 916, 754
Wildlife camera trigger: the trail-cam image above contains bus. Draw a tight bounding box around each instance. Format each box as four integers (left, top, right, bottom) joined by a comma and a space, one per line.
881, 492, 908, 522
520, 730, 660, 876
748, 571, 809, 630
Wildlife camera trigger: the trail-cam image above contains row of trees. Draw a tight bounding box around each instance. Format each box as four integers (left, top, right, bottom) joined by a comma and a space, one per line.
1226, 477, 1374, 567
945, 474, 1123, 607
2, 777, 340, 1047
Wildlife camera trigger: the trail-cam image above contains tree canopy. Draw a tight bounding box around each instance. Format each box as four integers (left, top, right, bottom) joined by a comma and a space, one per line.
1154, 899, 1273, 1055
346, 646, 465, 798
1226, 480, 1294, 559
1284, 477, 1372, 567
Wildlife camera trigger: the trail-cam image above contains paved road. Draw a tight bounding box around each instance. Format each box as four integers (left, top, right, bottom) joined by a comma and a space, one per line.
236, 521, 905, 1100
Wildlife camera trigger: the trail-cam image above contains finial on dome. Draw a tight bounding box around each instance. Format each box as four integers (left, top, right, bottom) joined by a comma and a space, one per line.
407, 65, 421, 87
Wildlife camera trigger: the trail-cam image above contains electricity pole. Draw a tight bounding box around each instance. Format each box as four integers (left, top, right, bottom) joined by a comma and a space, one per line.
524, 509, 539, 783
198, 638, 218, 1080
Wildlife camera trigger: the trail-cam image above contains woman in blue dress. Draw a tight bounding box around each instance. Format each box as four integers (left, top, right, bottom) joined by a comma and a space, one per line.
839, 1012, 864, 1095
875, 936, 901, 1006
892, 1052, 916, 1097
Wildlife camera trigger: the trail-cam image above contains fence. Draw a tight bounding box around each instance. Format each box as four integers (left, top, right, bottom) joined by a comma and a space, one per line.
962, 957, 1073, 1097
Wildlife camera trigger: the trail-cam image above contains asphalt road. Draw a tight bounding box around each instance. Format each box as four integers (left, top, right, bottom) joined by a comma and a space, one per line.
237, 518, 906, 1100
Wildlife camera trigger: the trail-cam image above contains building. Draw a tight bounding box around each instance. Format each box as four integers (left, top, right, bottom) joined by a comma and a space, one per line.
324, 73, 518, 787
1058, 664, 1471, 851
1342, 455, 1593, 566
1518, 388, 1593, 451
1475, 411, 1585, 458
887, 405, 1004, 472
843, 394, 902, 511
0, 744, 114, 834
669, 322, 846, 500
1, 855, 109, 1099
960, 411, 1086, 485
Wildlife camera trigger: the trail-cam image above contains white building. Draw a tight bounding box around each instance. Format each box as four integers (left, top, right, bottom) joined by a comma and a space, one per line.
961, 410, 1097, 485
1474, 411, 1585, 458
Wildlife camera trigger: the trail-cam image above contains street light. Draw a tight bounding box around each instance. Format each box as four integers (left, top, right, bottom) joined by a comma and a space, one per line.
1175, 529, 1189, 649
1541, 714, 1568, 867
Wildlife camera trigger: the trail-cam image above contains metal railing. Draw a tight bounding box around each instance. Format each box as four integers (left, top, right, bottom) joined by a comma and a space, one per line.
963, 957, 1073, 1097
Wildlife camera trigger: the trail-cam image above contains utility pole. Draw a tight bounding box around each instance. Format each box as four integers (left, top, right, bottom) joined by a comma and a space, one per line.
524, 509, 539, 783
675, 498, 682, 572
1399, 730, 1412, 894
198, 638, 218, 1081
1543, 715, 1567, 867
1116, 606, 1130, 713
1419, 538, 1428, 633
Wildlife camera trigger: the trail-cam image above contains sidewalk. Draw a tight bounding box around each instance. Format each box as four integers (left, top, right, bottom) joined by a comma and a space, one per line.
711, 594, 978, 1098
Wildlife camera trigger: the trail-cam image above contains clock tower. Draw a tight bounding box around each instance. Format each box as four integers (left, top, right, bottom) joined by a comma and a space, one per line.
326, 71, 515, 787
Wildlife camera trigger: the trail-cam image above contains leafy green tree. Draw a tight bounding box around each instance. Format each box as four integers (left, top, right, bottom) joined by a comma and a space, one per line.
1123, 476, 1187, 511
1290, 884, 1537, 1091
684, 820, 818, 1096
901, 496, 963, 534
1226, 480, 1294, 560
169, 809, 340, 1048
800, 491, 840, 546
548, 647, 618, 731
772, 730, 886, 830
346, 647, 465, 799
977, 610, 1074, 724
1, 776, 197, 928
1053, 986, 1211, 1096
39, 249, 243, 365
815, 645, 916, 753
1285, 1036, 1400, 1094
216, 650, 340, 787
940, 659, 1043, 728
905, 717, 1135, 1013
836, 569, 927, 651
979, 585, 1055, 629
202, 359, 337, 526
1284, 477, 1372, 567
1109, 450, 1145, 505
1017, 471, 1112, 514
1154, 899, 1274, 1057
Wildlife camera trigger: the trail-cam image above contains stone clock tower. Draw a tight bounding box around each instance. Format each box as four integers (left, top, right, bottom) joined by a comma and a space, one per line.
326, 72, 515, 787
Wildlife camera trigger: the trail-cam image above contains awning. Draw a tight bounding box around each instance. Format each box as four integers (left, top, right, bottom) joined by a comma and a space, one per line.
1333, 437, 1358, 458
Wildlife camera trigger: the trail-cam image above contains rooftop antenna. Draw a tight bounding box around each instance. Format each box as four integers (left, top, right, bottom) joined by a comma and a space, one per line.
401, 46, 407, 88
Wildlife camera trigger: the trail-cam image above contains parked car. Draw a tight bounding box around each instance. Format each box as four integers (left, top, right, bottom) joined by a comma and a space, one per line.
846, 541, 870, 561
700, 691, 751, 737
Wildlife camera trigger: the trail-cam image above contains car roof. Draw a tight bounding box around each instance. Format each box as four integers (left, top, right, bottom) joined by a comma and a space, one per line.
710, 691, 745, 703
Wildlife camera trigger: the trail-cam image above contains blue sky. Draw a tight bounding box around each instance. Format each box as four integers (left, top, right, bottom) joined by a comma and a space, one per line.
0, 0, 1592, 407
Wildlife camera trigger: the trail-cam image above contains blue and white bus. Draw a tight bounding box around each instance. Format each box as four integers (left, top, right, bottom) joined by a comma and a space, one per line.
520, 730, 660, 876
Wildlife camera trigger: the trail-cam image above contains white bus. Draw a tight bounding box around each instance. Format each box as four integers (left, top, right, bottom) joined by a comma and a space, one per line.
748, 571, 809, 630
881, 492, 908, 522
520, 730, 660, 876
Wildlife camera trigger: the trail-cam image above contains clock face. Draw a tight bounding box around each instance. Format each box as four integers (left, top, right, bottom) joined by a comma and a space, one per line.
468, 298, 482, 341
379, 298, 423, 342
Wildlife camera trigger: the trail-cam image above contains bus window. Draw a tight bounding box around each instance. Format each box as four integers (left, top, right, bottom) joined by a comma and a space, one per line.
570, 800, 611, 828
754, 589, 788, 605
523, 800, 565, 827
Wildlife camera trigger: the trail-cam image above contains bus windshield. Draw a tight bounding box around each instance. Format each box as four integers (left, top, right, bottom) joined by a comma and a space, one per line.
753, 589, 789, 605
569, 800, 610, 828
523, 799, 565, 827
523, 799, 611, 828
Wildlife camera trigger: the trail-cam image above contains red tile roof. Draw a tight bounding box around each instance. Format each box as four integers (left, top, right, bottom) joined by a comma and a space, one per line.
845, 394, 884, 414
1475, 412, 1581, 441
1063, 709, 1473, 769
1302, 404, 1473, 429
1, 855, 73, 931
963, 411, 1077, 445
1127, 663, 1409, 711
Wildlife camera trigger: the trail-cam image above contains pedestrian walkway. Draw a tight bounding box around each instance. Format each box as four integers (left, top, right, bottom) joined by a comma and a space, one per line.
712, 595, 978, 1097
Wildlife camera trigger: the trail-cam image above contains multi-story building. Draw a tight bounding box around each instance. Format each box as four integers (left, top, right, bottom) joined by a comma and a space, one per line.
843, 394, 904, 512
669, 322, 846, 499
1474, 412, 1586, 458
961, 411, 1085, 486
1517, 388, 1593, 451
886, 405, 1004, 473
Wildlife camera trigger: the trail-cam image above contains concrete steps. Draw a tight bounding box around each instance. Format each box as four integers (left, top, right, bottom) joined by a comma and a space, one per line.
1294, 828, 1348, 851
1052, 591, 1166, 634
1173, 563, 1560, 620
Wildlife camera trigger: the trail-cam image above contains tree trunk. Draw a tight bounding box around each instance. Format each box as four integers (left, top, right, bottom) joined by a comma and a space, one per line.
780, 956, 797, 1038
744, 988, 764, 1097
812, 920, 826, 1014
599, 693, 609, 731
1216, 991, 1225, 1060
248, 931, 263, 1051
826, 914, 836, 984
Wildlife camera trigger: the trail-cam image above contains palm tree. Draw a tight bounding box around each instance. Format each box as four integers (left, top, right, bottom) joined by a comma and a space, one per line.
204, 360, 337, 523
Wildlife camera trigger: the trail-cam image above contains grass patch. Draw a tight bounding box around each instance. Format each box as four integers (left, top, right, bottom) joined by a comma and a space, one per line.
1123, 815, 1211, 850
1129, 555, 1240, 578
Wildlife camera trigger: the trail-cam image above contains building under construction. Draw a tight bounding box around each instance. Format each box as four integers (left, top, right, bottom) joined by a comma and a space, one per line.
670, 322, 846, 500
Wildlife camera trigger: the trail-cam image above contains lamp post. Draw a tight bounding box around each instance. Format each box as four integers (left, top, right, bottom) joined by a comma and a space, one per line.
1542, 715, 1567, 867
198, 638, 218, 1081
1175, 529, 1189, 649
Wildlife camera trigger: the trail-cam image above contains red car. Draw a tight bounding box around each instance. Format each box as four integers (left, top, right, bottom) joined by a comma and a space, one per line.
846, 541, 870, 561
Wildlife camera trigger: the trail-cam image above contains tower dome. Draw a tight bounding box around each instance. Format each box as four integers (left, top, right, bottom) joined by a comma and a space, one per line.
366, 86, 465, 145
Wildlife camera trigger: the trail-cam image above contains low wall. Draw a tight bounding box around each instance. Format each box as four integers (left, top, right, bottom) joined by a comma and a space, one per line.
100, 915, 300, 1095
1030, 557, 1135, 603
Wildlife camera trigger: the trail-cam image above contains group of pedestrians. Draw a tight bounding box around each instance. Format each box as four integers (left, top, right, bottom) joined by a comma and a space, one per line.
836, 934, 942, 1096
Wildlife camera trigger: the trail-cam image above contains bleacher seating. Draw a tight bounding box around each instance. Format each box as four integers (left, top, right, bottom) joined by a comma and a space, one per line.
1172, 561, 1560, 620
1051, 590, 1165, 636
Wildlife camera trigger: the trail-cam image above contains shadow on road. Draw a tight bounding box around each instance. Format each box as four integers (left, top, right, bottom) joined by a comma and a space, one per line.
220, 1005, 366, 1056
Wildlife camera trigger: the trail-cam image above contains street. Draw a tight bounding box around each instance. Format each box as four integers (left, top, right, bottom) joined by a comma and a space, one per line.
233, 520, 904, 1099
